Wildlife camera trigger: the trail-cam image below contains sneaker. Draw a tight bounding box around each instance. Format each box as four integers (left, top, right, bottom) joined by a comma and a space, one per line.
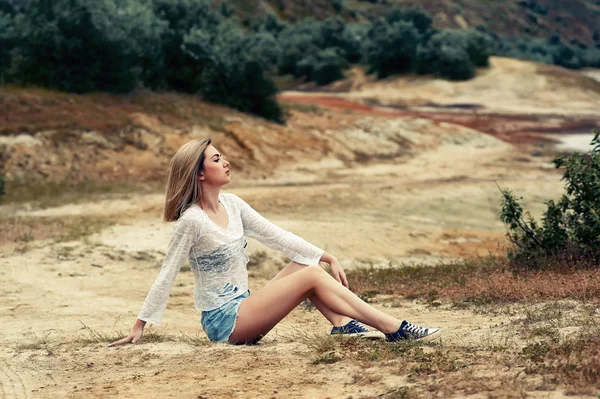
330, 320, 385, 339
385, 320, 440, 342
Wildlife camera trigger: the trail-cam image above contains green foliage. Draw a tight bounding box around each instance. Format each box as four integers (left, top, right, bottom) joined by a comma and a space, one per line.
492, 32, 600, 70
320, 17, 362, 63
385, 7, 432, 34
297, 48, 347, 85
416, 29, 489, 80
330, 0, 343, 13
363, 19, 420, 78
250, 13, 286, 37
499, 130, 600, 270
277, 18, 323, 76
182, 22, 284, 123
0, 174, 5, 197
0, 10, 15, 82
146, 0, 220, 90
15, 0, 165, 92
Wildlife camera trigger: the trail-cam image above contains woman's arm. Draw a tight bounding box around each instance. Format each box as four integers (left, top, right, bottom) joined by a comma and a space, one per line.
108, 319, 146, 347
320, 252, 348, 288
235, 194, 325, 267
108, 217, 199, 346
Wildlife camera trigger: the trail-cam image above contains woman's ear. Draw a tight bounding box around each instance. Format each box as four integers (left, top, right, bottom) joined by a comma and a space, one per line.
198, 172, 205, 181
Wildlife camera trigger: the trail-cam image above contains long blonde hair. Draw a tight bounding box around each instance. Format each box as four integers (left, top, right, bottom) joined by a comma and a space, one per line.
163, 138, 211, 222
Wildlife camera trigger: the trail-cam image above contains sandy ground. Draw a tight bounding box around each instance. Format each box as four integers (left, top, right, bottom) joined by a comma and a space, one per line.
3, 119, 591, 398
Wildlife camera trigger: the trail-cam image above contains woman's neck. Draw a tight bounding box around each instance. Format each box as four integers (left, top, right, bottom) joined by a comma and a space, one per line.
198, 187, 221, 213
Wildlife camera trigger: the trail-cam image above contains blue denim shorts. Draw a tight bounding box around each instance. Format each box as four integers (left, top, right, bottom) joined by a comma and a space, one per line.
201, 290, 250, 343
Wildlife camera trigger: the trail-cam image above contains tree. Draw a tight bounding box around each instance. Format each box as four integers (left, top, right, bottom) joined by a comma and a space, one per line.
16, 0, 165, 92
147, 0, 220, 90
297, 48, 347, 85
363, 19, 420, 78
277, 19, 323, 76
0, 10, 16, 82
183, 21, 284, 123
416, 29, 484, 80
385, 7, 432, 34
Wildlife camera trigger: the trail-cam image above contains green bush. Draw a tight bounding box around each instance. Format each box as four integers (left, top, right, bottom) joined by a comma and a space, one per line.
330, 0, 343, 12
416, 29, 482, 80
183, 22, 284, 123
363, 20, 420, 78
385, 7, 432, 34
16, 0, 165, 92
146, 0, 220, 90
320, 17, 362, 63
500, 130, 600, 270
277, 19, 323, 76
297, 48, 347, 85
250, 13, 286, 37
0, 10, 15, 82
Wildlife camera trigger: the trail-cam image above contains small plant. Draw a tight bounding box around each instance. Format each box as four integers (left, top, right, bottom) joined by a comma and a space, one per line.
15, 333, 53, 351
499, 130, 600, 270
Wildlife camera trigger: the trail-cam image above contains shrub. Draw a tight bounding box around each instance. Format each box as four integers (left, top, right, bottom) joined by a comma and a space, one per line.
320, 17, 362, 63
435, 46, 475, 80
363, 19, 420, 78
147, 0, 221, 90
385, 7, 432, 34
0, 10, 15, 82
464, 29, 492, 67
182, 22, 284, 123
330, 0, 343, 12
416, 29, 482, 80
250, 13, 286, 37
16, 0, 165, 92
297, 48, 347, 85
499, 130, 600, 270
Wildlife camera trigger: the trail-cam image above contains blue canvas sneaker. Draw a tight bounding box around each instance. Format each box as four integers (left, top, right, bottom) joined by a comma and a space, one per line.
385, 320, 440, 342
330, 320, 385, 339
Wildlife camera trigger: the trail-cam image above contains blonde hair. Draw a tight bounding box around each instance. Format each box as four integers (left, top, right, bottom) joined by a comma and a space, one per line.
163, 138, 212, 222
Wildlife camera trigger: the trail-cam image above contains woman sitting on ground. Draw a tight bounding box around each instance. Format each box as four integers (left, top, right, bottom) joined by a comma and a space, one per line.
109, 139, 439, 346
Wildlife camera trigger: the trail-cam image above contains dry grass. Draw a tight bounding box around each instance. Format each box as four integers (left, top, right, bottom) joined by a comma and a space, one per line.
0, 87, 228, 135
76, 322, 210, 347
347, 255, 600, 304
1, 179, 153, 206
0, 215, 117, 246
15, 333, 53, 351
286, 306, 600, 397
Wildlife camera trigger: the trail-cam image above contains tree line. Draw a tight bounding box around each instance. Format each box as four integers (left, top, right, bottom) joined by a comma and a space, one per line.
1, 0, 599, 123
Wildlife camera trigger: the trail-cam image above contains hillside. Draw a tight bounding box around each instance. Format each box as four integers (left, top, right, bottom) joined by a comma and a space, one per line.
1, 57, 599, 192
220, 0, 600, 47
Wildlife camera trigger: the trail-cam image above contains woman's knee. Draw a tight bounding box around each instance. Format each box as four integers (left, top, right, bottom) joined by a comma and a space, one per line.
301, 265, 327, 281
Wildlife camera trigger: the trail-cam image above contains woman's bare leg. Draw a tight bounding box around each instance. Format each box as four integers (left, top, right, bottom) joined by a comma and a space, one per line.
230, 265, 402, 344
267, 261, 352, 327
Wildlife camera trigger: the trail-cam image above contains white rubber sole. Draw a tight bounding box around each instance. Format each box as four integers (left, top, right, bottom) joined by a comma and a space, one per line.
332, 331, 386, 340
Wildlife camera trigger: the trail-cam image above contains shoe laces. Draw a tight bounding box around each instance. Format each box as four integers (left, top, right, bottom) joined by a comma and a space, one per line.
403, 322, 428, 336
348, 320, 369, 332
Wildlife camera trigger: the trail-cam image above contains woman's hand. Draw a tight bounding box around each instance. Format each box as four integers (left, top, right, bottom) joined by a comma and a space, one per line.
320, 253, 348, 288
108, 319, 146, 347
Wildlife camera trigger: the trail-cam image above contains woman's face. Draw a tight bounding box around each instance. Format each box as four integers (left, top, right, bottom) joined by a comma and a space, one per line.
199, 145, 231, 186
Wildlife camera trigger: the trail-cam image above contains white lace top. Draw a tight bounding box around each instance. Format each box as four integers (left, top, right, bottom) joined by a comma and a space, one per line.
138, 193, 325, 325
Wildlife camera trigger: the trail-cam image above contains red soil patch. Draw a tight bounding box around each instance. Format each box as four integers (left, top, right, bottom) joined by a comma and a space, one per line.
280, 93, 600, 146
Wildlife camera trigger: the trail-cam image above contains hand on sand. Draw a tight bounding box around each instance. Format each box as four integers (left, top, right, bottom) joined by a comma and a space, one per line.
108, 319, 145, 347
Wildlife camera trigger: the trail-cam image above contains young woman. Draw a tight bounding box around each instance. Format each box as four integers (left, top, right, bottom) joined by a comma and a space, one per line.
109, 139, 439, 346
